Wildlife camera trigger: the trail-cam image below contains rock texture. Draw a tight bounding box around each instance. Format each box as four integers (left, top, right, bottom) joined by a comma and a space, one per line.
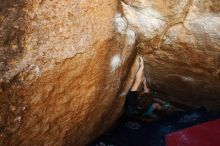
0, 0, 137, 145
1, 0, 220, 145
122, 0, 220, 110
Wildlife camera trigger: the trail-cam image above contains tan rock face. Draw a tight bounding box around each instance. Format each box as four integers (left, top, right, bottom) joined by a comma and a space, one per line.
1, 0, 220, 145
122, 0, 220, 110
0, 0, 136, 145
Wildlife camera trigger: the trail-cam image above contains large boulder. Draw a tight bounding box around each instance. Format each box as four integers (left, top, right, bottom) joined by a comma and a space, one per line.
0, 0, 136, 145
122, 0, 220, 110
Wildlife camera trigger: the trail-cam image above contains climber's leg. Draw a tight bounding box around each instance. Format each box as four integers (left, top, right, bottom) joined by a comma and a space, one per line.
152, 103, 162, 110
131, 56, 145, 91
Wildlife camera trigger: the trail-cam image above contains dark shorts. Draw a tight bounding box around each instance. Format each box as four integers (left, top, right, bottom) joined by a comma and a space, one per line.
126, 105, 142, 118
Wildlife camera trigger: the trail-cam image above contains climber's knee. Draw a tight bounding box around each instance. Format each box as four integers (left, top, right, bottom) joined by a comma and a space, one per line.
152, 103, 162, 111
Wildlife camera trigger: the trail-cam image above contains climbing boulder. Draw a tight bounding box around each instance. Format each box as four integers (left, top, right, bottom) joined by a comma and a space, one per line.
0, 0, 136, 145
122, 0, 220, 110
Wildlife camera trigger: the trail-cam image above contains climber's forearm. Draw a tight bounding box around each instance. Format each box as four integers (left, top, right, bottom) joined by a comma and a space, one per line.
143, 84, 150, 93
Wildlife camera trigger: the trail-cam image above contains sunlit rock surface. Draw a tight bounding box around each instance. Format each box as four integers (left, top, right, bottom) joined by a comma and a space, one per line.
0, 0, 136, 145
122, 0, 220, 110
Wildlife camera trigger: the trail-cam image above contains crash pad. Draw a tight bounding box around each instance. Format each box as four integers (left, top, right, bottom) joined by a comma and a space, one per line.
166, 119, 220, 146
89, 107, 219, 146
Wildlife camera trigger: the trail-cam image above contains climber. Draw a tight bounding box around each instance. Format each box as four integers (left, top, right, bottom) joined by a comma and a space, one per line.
139, 77, 171, 118
124, 56, 170, 119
